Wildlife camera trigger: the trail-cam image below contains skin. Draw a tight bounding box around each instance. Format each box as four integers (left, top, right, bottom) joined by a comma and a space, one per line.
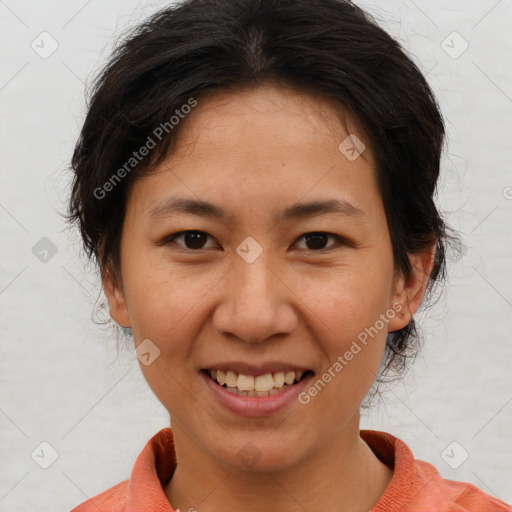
104, 83, 435, 512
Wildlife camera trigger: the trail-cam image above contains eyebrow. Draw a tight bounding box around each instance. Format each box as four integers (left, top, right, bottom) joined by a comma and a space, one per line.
148, 196, 364, 223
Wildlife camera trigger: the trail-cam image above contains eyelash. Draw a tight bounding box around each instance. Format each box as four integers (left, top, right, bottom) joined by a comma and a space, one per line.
161, 230, 348, 253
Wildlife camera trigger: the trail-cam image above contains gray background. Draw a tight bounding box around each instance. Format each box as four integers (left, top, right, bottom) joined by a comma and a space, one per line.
1, 0, 511, 510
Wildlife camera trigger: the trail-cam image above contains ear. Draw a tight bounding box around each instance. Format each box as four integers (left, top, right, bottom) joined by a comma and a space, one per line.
387, 244, 436, 332
102, 264, 131, 328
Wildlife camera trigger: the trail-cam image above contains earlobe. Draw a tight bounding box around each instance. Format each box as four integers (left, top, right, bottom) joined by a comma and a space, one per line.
387, 245, 436, 332
102, 265, 131, 328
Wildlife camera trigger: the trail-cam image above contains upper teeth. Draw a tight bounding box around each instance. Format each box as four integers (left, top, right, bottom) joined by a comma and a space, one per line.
210, 370, 304, 391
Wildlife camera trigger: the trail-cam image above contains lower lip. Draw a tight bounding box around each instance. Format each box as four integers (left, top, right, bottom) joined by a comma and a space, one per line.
200, 370, 314, 417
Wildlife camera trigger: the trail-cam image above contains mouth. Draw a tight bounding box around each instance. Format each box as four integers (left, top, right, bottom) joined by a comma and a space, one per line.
201, 368, 315, 398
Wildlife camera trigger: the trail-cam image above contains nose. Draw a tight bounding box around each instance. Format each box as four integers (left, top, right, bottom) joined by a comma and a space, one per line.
212, 254, 298, 343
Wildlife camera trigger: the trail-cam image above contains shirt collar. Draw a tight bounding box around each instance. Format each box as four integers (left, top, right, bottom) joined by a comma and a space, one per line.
124, 428, 415, 511
126, 428, 177, 511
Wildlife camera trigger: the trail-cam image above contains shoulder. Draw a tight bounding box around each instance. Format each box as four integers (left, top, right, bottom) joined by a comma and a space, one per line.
69, 428, 176, 512
361, 430, 511, 512
410, 459, 511, 511
71, 480, 129, 512
70, 479, 128, 511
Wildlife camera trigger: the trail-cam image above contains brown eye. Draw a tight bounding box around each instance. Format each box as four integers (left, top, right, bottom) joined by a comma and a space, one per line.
294, 232, 343, 251
162, 230, 346, 252
165, 230, 217, 250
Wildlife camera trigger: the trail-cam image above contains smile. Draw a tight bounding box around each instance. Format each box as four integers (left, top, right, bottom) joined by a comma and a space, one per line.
202, 369, 313, 397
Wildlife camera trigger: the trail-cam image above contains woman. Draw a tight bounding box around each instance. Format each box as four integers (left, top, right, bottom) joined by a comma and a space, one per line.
67, 0, 511, 510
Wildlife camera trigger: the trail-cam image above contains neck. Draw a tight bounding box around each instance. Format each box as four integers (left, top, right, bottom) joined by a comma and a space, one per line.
164, 414, 392, 512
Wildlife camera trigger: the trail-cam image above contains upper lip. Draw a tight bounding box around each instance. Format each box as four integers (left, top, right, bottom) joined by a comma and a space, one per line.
202, 362, 314, 377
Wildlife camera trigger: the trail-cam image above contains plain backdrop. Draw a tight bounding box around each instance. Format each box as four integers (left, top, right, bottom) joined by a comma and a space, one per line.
1, 0, 511, 510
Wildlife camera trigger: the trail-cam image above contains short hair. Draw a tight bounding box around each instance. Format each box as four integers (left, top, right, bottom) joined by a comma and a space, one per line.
67, 0, 456, 385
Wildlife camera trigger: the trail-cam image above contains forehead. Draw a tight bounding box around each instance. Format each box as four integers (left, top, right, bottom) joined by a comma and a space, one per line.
125, 84, 382, 225
172, 84, 373, 164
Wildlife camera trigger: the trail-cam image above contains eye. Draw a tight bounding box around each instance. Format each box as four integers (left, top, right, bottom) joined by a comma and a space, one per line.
161, 230, 347, 252
293, 232, 346, 252
163, 230, 218, 250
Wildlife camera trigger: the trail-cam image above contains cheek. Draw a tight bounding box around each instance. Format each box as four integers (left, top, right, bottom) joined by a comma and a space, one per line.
298, 272, 391, 419
299, 260, 394, 337
123, 250, 221, 343
125, 264, 211, 414
296, 262, 393, 393
126, 245, 394, 356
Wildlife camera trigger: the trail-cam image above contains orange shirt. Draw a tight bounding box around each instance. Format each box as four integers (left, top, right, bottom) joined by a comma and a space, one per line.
71, 428, 511, 512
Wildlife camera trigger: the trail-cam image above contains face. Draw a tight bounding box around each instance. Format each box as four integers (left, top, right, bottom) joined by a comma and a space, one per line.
105, 84, 426, 472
